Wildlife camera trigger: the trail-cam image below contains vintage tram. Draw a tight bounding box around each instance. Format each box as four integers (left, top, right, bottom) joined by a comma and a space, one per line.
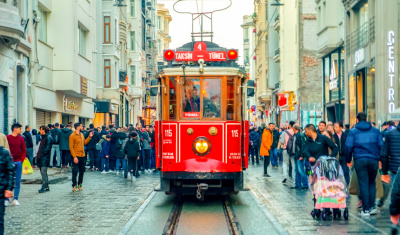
151, 41, 255, 199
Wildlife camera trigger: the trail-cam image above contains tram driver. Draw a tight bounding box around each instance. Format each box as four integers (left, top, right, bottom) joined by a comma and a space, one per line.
184, 86, 200, 112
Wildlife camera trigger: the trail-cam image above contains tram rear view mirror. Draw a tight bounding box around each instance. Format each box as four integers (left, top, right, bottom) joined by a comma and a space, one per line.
150, 79, 158, 96
247, 80, 255, 97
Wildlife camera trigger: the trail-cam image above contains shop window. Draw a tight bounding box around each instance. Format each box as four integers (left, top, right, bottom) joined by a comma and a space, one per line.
349, 75, 356, 126
169, 77, 177, 120
356, 71, 364, 114
331, 52, 339, 101
203, 79, 221, 118
227, 77, 235, 120
367, 66, 375, 122
182, 78, 201, 119
324, 57, 330, 103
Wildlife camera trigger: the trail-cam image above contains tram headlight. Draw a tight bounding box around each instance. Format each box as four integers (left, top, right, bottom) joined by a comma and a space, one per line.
192, 137, 211, 156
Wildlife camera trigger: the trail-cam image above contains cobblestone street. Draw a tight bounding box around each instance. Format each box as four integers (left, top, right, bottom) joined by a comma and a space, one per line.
3, 162, 393, 235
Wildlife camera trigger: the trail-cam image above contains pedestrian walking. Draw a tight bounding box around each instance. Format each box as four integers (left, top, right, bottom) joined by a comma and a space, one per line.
282, 121, 296, 184
149, 126, 156, 170
258, 123, 266, 161
142, 127, 151, 173
389, 170, 400, 234
379, 122, 400, 208
268, 123, 279, 168
50, 123, 61, 168
69, 123, 93, 192
6, 123, 26, 206
100, 135, 111, 173
36, 126, 53, 193
124, 132, 140, 180
333, 122, 349, 185
85, 124, 100, 171
109, 128, 117, 171
59, 124, 73, 169
0, 144, 15, 234
249, 127, 260, 164
260, 125, 273, 177
114, 130, 127, 174
317, 121, 327, 135
22, 125, 34, 166
304, 124, 338, 164
292, 125, 308, 190
345, 112, 383, 217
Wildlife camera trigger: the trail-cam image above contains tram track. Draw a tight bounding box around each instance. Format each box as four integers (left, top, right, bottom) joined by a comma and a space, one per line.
163, 195, 243, 235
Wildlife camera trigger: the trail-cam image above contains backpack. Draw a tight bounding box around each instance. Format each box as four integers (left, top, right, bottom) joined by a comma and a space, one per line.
96, 138, 105, 151
116, 138, 124, 150
285, 130, 294, 155
52, 129, 59, 144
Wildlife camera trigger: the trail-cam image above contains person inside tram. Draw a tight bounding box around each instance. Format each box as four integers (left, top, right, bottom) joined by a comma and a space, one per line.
203, 98, 221, 118
184, 86, 200, 112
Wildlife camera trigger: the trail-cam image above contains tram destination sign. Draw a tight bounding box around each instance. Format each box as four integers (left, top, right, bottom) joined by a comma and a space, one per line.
164, 42, 238, 62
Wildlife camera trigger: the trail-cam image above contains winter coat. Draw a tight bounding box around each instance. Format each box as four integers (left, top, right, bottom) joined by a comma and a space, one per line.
100, 138, 110, 158
100, 130, 109, 137
257, 126, 265, 146
390, 168, 400, 216
69, 132, 91, 158
249, 129, 259, 147
304, 133, 338, 163
381, 125, 400, 175
333, 132, 347, 159
36, 133, 53, 168
0, 133, 9, 151
124, 138, 140, 159
142, 131, 151, 150
0, 146, 15, 197
345, 121, 383, 163
58, 128, 73, 151
260, 129, 273, 156
85, 130, 100, 150
271, 129, 279, 149
50, 128, 61, 145
22, 131, 33, 148
111, 132, 127, 159
294, 131, 305, 160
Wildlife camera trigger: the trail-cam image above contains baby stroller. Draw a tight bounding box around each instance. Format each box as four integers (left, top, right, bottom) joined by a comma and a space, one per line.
308, 156, 349, 220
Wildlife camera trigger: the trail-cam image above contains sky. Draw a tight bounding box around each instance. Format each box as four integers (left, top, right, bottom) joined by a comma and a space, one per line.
157, 0, 254, 65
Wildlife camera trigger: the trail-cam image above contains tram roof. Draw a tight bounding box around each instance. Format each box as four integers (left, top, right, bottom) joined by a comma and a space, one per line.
157, 66, 247, 78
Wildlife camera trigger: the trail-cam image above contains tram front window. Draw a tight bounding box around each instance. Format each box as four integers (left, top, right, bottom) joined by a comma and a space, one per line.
182, 79, 200, 118
203, 79, 221, 118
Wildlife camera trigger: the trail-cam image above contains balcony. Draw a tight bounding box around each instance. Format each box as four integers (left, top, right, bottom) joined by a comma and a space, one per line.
346, 16, 375, 55
128, 86, 142, 99
273, 15, 280, 31
119, 70, 128, 88
146, 1, 152, 10
0, 2, 24, 45
274, 48, 280, 63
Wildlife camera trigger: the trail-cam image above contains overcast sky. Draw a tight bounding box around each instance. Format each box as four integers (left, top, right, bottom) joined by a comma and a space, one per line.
157, 0, 254, 64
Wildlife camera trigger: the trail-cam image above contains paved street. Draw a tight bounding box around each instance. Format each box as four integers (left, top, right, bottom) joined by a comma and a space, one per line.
4, 162, 393, 235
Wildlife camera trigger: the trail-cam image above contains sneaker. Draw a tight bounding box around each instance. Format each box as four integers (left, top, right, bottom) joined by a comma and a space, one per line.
72, 186, 79, 192
12, 200, 20, 206
78, 184, 83, 190
360, 210, 370, 217
38, 188, 46, 193
101, 170, 107, 174
127, 172, 131, 180
113, 170, 116, 173
4, 200, 9, 207
282, 178, 287, 184
377, 199, 384, 208
369, 207, 378, 215
357, 200, 363, 210
116, 170, 119, 175
264, 174, 271, 177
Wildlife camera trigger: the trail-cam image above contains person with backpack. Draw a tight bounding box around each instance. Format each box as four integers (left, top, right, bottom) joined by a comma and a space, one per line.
100, 135, 111, 173
260, 125, 273, 177
0, 143, 15, 234
114, 130, 127, 174
292, 125, 308, 190
59, 124, 73, 169
282, 121, 296, 184
50, 123, 61, 168
124, 132, 140, 180
85, 124, 100, 171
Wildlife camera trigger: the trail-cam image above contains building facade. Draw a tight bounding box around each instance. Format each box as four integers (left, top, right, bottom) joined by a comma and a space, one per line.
156, 4, 172, 66
0, 0, 30, 134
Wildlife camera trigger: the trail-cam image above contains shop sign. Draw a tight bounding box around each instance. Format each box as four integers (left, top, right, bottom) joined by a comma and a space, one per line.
388, 31, 395, 113
354, 48, 364, 66
329, 60, 338, 90
110, 104, 118, 114
63, 95, 78, 112
81, 76, 88, 96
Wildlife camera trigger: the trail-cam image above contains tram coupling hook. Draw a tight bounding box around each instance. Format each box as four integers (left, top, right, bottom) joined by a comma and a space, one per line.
196, 183, 208, 200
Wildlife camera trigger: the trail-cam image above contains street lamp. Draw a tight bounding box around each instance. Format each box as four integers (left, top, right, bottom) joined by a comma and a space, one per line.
270, 0, 284, 6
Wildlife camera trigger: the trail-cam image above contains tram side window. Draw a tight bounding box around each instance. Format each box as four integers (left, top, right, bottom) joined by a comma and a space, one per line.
182, 79, 200, 119
203, 79, 221, 118
227, 78, 235, 120
169, 77, 177, 120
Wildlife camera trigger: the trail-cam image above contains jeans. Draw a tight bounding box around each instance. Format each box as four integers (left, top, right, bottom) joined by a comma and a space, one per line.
354, 160, 379, 212
294, 158, 308, 188
0, 197, 4, 235
50, 145, 61, 167
381, 172, 396, 203
282, 150, 294, 179
40, 167, 48, 188
116, 158, 126, 171
339, 157, 350, 186
270, 148, 278, 167
72, 157, 86, 187
250, 145, 259, 163
264, 155, 270, 175
144, 149, 151, 170
100, 158, 110, 171
88, 149, 99, 170
150, 147, 156, 169
127, 158, 137, 176
61, 150, 72, 167
13, 161, 22, 200
26, 147, 33, 166
278, 149, 283, 162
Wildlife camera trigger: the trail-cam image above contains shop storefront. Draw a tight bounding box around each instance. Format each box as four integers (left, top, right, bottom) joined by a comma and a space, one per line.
322, 47, 345, 123
93, 100, 119, 127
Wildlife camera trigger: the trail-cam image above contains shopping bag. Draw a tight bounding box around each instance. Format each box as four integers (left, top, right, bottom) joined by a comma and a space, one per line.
348, 168, 384, 198
22, 158, 33, 175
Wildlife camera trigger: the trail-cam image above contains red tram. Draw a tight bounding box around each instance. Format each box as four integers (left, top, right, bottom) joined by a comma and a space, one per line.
151, 41, 255, 199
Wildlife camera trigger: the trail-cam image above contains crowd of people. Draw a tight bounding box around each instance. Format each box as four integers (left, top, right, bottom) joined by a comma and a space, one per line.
249, 112, 400, 230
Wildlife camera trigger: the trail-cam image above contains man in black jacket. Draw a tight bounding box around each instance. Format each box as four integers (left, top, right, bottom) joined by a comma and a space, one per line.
85, 124, 100, 171
333, 121, 349, 185
50, 123, 61, 168
269, 123, 279, 168
380, 124, 400, 208
59, 125, 73, 169
0, 145, 15, 234
304, 124, 338, 164
22, 125, 34, 165
293, 125, 308, 189
37, 126, 53, 193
